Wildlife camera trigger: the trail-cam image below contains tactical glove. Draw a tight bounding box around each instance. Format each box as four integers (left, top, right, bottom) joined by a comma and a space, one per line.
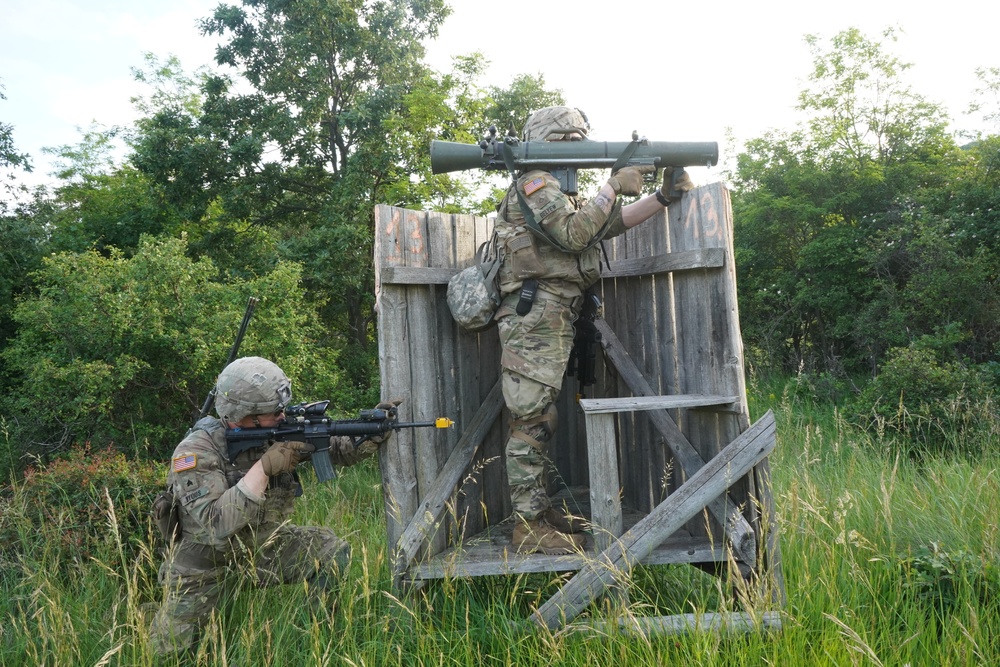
326, 436, 366, 466
607, 165, 654, 196
660, 167, 695, 203
367, 398, 404, 446
260, 440, 307, 476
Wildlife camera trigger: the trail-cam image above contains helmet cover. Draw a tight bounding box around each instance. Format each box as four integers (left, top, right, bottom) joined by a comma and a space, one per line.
522, 106, 590, 142
214, 356, 292, 422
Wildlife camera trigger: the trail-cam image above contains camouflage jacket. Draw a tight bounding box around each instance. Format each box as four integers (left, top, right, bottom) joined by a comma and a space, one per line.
166, 416, 368, 550
495, 169, 626, 301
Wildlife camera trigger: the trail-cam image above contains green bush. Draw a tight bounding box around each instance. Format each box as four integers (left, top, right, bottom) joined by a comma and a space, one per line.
900, 542, 1000, 618
0, 234, 351, 470
0, 445, 164, 566
851, 345, 997, 456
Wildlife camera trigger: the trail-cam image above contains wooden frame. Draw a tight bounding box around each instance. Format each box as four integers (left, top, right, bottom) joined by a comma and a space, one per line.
373, 183, 784, 631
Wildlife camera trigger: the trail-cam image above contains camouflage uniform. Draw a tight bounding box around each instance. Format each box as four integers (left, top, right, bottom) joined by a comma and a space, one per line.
149, 415, 369, 656
495, 165, 626, 519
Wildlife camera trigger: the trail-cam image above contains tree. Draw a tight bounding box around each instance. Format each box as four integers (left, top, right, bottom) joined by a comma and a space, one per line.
130, 0, 450, 359
130, 2, 564, 371
730, 27, 966, 376
967, 66, 1000, 134
0, 235, 345, 463
0, 82, 33, 213
0, 84, 44, 376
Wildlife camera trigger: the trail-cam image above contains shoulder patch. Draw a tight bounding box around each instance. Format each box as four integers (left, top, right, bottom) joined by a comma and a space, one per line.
173, 453, 198, 472
523, 176, 545, 196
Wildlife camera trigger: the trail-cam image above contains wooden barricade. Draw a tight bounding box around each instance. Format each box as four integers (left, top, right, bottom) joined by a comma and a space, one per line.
373, 182, 784, 632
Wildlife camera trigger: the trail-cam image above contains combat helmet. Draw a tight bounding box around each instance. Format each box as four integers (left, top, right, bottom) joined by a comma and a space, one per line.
522, 106, 590, 142
214, 356, 292, 422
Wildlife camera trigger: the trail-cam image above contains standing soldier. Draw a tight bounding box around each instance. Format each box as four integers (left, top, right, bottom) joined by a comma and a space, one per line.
149, 356, 397, 656
493, 106, 694, 554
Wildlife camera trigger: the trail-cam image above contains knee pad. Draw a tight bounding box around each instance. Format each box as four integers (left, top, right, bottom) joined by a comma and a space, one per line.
510, 402, 558, 449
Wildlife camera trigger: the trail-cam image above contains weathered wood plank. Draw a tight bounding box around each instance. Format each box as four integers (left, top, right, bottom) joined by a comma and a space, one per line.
595, 319, 758, 566
533, 410, 776, 630
375, 205, 419, 548
403, 209, 445, 557
380, 265, 457, 285
577, 611, 782, 637
406, 533, 726, 580
426, 209, 458, 554
392, 380, 504, 582
579, 395, 740, 415
753, 459, 787, 607
586, 413, 623, 553
630, 221, 659, 512
601, 247, 725, 278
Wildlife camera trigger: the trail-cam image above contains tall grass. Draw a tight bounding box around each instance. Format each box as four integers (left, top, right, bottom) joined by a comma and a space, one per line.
2, 381, 999, 666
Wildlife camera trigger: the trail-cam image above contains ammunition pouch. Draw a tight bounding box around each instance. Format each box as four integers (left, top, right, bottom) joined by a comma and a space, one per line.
507, 230, 546, 280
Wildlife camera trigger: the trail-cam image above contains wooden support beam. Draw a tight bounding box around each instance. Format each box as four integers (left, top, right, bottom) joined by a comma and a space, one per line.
392, 379, 504, 585
581, 395, 739, 413
379, 248, 725, 286
585, 412, 623, 554
595, 319, 758, 566
753, 459, 787, 607
533, 410, 776, 630
574, 610, 782, 637
380, 265, 456, 285
602, 247, 725, 279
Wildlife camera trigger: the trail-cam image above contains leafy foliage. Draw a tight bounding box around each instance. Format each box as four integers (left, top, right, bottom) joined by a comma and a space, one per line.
0, 446, 164, 566
0, 82, 33, 211
850, 341, 997, 457
900, 542, 1000, 617
0, 235, 348, 465
730, 27, 998, 381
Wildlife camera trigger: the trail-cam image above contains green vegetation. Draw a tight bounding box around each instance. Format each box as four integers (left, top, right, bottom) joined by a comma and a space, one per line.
3, 382, 999, 665
2, 11, 999, 665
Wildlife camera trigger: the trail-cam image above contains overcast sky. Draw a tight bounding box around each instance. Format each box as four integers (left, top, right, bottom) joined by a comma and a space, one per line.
2, 0, 997, 191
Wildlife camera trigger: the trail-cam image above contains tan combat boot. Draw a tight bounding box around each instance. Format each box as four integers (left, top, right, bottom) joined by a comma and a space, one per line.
512, 518, 585, 555
541, 506, 588, 534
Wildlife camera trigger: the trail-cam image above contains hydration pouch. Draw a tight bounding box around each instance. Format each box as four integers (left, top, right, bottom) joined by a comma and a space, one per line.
507, 230, 546, 280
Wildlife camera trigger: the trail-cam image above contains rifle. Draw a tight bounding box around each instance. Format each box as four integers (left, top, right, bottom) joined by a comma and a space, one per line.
431, 126, 718, 196
225, 401, 453, 483
196, 296, 259, 423
567, 291, 603, 400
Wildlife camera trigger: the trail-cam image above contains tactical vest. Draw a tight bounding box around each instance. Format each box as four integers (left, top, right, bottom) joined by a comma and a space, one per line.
495, 170, 623, 302
168, 417, 299, 547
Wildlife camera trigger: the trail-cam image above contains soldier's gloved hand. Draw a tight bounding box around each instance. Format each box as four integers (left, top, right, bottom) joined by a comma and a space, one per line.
332, 435, 375, 465
260, 440, 307, 476
368, 398, 404, 446
660, 167, 695, 203
607, 165, 654, 196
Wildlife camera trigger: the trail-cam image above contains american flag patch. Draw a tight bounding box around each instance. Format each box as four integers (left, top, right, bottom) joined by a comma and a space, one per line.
173, 454, 197, 472
523, 177, 545, 195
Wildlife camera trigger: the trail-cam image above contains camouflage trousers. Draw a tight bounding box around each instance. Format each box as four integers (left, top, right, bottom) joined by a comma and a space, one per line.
149, 524, 350, 656
497, 293, 576, 520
